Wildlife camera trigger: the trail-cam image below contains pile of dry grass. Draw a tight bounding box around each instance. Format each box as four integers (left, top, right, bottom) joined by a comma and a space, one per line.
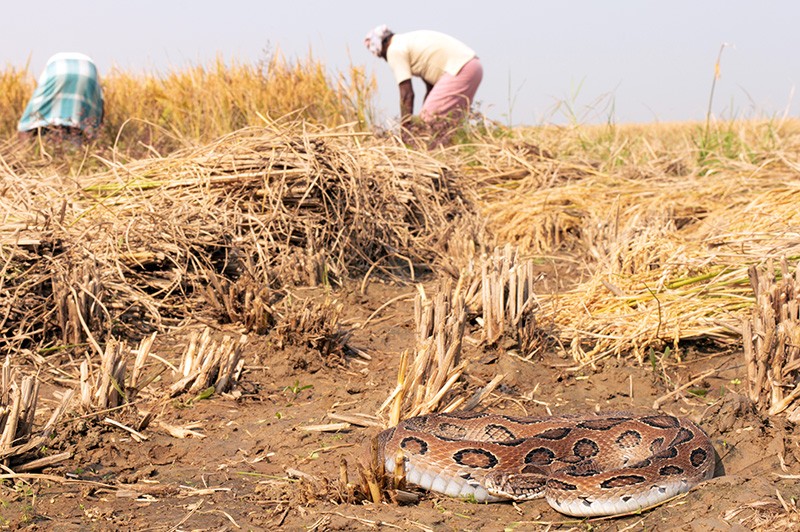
0, 121, 476, 354
453, 120, 800, 363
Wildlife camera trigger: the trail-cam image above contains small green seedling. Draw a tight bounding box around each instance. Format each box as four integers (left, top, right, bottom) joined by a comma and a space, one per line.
283, 380, 313, 395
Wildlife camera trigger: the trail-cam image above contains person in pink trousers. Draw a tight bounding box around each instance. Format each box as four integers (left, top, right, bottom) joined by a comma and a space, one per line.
365, 25, 483, 131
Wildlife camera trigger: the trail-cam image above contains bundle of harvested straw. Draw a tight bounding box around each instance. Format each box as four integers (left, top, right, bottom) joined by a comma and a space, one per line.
471, 245, 540, 348
380, 282, 467, 425
83, 123, 466, 275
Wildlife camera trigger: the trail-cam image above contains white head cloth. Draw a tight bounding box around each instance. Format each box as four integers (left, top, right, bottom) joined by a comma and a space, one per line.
364, 24, 392, 56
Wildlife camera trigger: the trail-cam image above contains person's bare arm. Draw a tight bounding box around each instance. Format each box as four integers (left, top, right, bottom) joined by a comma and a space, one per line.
399, 79, 414, 124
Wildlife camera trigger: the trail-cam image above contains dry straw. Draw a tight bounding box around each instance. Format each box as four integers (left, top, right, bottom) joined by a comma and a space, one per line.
461, 120, 800, 363
381, 270, 510, 426
0, 120, 476, 353
274, 296, 352, 364
471, 245, 541, 350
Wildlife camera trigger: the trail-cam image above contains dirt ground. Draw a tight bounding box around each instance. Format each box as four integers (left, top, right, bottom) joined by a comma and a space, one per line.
3, 267, 800, 531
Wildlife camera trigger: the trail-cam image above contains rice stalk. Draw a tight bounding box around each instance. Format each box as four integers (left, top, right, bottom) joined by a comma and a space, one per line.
169, 328, 247, 397
742, 258, 800, 417
81, 339, 127, 411
273, 296, 351, 365
381, 279, 468, 421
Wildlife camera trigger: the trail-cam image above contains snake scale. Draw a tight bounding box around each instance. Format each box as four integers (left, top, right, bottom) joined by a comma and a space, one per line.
376, 411, 716, 516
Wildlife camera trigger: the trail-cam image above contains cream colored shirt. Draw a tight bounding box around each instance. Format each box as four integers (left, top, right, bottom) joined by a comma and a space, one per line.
386, 31, 476, 86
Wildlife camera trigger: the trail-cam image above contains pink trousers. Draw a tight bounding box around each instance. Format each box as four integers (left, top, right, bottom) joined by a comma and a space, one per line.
420, 57, 483, 123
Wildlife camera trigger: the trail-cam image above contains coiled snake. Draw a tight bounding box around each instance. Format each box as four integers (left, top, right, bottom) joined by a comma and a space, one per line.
377, 411, 715, 516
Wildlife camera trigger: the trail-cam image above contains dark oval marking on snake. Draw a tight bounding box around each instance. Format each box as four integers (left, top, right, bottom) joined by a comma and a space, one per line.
573, 438, 601, 459
576, 417, 631, 430
615, 429, 642, 449
485, 423, 518, 442
400, 436, 428, 455
495, 438, 528, 447
668, 427, 695, 447
535, 426, 572, 440
453, 448, 499, 469
524, 447, 556, 465
653, 447, 679, 460
659, 465, 684, 476
622, 495, 632, 502
689, 448, 708, 467
690, 448, 709, 467
436, 422, 468, 440
640, 415, 681, 429
547, 479, 578, 491
600, 475, 648, 489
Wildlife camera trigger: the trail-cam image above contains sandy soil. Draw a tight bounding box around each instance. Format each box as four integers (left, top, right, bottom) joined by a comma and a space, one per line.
2, 273, 799, 531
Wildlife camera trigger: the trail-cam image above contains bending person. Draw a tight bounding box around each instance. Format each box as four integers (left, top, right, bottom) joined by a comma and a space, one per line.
18, 52, 104, 143
365, 25, 482, 128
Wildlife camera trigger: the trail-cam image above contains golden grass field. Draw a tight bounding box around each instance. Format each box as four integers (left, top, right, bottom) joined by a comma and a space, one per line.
1, 57, 799, 530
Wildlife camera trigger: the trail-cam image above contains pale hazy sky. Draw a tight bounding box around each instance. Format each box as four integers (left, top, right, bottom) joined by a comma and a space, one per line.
2, 1, 799, 126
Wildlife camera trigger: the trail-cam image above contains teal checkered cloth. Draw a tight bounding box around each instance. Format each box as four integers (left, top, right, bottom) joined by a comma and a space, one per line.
18, 53, 104, 136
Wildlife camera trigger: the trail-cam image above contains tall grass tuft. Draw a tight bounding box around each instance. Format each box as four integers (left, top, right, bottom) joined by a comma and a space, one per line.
0, 64, 35, 137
